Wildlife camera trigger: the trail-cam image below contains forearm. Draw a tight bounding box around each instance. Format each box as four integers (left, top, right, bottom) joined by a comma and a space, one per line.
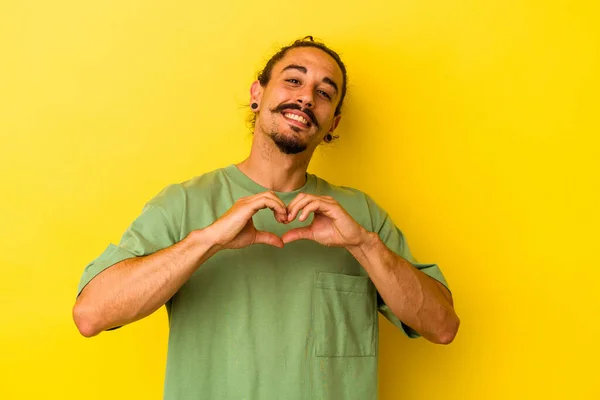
347, 231, 459, 344
73, 229, 218, 337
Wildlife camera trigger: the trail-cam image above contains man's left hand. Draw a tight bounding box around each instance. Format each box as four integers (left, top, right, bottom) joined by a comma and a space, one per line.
282, 194, 368, 248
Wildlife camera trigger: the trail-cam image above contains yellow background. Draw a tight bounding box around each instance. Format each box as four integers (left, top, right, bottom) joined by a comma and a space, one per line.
1, 0, 598, 398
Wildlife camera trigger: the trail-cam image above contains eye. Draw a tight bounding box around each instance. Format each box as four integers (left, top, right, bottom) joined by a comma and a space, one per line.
317, 90, 331, 100
286, 78, 301, 85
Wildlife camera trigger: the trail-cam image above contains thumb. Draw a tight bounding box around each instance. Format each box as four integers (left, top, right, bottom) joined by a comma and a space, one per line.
254, 230, 284, 248
282, 227, 314, 244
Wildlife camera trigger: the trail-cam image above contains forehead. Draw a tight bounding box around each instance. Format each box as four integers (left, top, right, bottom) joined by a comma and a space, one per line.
274, 47, 343, 85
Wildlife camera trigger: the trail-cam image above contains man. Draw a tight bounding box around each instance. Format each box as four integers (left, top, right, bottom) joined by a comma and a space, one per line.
73, 36, 459, 400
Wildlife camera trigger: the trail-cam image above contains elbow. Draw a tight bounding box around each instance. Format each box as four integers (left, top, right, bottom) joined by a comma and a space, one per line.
72, 300, 101, 338
436, 314, 460, 345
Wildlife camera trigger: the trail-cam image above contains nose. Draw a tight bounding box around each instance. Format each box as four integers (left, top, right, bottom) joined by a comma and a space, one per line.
296, 89, 314, 109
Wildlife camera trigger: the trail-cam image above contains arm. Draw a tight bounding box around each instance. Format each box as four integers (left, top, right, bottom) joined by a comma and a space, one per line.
73, 229, 218, 337
282, 193, 460, 345
73, 191, 289, 338
346, 232, 459, 344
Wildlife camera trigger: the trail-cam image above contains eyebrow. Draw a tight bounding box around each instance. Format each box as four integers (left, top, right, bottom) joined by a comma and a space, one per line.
281, 64, 339, 95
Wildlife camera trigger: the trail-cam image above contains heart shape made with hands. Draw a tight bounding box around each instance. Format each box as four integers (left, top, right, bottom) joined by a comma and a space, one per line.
257, 193, 365, 248
256, 205, 312, 246
221, 192, 364, 249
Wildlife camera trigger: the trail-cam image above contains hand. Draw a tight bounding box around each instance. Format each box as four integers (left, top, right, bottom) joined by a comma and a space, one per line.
208, 191, 288, 250
282, 194, 368, 248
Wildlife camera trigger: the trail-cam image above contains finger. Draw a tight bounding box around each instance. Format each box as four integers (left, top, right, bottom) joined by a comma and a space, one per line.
254, 230, 284, 248
249, 196, 288, 221
262, 191, 287, 209
281, 227, 314, 244
286, 193, 308, 214
287, 195, 317, 221
298, 199, 339, 222
290, 197, 337, 222
260, 191, 289, 222
247, 191, 286, 210
297, 200, 328, 222
310, 199, 344, 223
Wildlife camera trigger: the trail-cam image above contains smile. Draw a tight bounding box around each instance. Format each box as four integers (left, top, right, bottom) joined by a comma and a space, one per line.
282, 112, 310, 127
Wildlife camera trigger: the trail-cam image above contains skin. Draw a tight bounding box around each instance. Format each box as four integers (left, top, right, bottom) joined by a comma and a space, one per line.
73, 46, 459, 344
237, 47, 342, 193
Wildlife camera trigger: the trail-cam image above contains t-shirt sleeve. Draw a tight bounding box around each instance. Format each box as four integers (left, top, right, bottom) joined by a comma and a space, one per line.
76, 184, 183, 298
365, 195, 450, 339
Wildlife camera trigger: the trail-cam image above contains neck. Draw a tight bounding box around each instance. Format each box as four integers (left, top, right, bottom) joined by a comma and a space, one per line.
236, 131, 315, 192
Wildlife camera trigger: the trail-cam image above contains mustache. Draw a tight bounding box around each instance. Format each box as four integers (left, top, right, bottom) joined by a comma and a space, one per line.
271, 103, 319, 128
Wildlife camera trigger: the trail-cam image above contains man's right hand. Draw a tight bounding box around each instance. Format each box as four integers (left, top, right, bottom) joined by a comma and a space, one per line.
74, 193, 289, 337
207, 191, 289, 250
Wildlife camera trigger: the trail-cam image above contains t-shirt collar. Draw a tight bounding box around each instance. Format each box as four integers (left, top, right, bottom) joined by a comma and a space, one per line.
224, 164, 316, 203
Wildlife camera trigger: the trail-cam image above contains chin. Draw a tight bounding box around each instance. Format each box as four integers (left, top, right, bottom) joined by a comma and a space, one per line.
258, 118, 312, 154
270, 131, 308, 155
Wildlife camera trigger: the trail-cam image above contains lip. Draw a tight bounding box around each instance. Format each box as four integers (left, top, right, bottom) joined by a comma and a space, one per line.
281, 109, 313, 128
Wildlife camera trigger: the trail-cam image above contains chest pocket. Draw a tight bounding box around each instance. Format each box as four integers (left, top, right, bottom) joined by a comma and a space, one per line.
313, 272, 377, 357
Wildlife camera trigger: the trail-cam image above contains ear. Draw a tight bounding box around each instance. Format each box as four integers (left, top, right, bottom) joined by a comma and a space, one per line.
250, 80, 263, 109
329, 114, 342, 132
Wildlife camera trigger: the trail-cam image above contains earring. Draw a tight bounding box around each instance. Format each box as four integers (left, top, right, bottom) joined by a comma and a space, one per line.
251, 102, 258, 110
324, 133, 333, 142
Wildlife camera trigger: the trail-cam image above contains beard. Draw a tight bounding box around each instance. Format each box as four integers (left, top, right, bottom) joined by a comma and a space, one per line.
269, 127, 307, 154
262, 102, 320, 155
259, 114, 309, 155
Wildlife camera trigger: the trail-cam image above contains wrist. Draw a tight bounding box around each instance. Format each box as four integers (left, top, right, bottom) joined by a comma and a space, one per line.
347, 229, 379, 253
345, 230, 382, 272
186, 226, 222, 254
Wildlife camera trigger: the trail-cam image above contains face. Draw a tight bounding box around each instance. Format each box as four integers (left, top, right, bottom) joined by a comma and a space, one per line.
251, 47, 343, 155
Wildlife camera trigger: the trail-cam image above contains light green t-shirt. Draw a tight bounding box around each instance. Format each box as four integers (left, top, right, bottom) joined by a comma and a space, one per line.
77, 165, 449, 400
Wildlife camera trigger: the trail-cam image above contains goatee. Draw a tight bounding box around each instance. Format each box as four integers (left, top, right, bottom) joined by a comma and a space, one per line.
270, 129, 307, 154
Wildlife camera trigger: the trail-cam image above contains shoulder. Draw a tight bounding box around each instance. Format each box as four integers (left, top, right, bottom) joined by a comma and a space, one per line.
145, 166, 230, 211
313, 175, 362, 199
312, 174, 377, 206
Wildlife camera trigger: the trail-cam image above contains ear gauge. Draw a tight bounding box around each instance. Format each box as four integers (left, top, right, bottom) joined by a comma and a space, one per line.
324, 133, 333, 142
251, 103, 258, 110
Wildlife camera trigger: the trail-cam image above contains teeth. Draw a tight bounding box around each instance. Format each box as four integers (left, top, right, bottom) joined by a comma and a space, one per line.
284, 112, 308, 125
